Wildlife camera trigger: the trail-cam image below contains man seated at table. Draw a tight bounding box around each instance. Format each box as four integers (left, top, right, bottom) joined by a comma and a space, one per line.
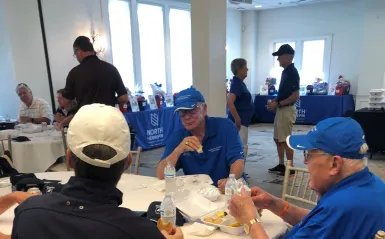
227, 117, 385, 239
156, 87, 245, 190
7, 104, 180, 239
54, 89, 77, 130
16, 83, 53, 124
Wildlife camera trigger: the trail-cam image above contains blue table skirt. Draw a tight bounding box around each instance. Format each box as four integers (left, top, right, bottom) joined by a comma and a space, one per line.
253, 95, 355, 124
124, 107, 182, 150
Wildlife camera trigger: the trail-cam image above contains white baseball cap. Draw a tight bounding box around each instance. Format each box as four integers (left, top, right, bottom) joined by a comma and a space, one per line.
67, 104, 131, 168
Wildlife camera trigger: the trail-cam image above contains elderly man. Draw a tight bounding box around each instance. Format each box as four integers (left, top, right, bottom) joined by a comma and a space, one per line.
228, 117, 385, 239
16, 83, 53, 124
157, 87, 245, 190
267, 44, 300, 176
64, 36, 128, 110
7, 104, 180, 239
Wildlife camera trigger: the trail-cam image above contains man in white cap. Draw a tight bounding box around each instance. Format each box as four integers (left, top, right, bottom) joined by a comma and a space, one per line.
7, 104, 181, 239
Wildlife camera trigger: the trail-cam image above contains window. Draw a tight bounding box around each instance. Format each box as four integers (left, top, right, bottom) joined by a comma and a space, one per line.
301, 40, 325, 86
270, 42, 296, 86
138, 4, 166, 96
108, 0, 135, 91
270, 36, 332, 88
169, 8, 192, 93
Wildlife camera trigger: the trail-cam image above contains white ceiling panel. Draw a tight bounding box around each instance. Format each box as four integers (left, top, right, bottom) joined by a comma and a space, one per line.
227, 0, 347, 10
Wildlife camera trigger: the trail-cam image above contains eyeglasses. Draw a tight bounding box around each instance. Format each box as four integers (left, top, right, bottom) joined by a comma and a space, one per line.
178, 104, 204, 117
73, 49, 79, 58
303, 150, 330, 160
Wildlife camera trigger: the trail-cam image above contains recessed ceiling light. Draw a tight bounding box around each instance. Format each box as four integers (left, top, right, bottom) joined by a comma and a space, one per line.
255, 5, 262, 8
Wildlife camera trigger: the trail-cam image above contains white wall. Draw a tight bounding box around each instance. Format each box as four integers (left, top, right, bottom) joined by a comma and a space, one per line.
254, 0, 366, 96
226, 9, 242, 79
0, 0, 18, 119
0, 0, 52, 119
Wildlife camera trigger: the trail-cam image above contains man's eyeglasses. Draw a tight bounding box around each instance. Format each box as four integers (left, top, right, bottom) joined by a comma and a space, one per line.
178, 104, 204, 117
303, 150, 330, 160
73, 49, 79, 58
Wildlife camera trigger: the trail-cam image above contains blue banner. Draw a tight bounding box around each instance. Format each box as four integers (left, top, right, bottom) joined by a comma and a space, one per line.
254, 95, 355, 124
124, 107, 183, 150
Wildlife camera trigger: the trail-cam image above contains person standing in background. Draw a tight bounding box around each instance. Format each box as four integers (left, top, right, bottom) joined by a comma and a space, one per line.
266, 44, 300, 176
227, 58, 253, 159
64, 36, 128, 110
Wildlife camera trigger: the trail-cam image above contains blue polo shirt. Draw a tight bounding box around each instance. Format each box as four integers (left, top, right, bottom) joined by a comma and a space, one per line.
284, 167, 385, 239
228, 76, 253, 127
277, 63, 300, 103
161, 117, 244, 186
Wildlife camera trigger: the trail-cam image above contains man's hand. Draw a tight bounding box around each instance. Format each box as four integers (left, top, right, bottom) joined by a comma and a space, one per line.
54, 113, 65, 123
217, 178, 228, 194
161, 227, 184, 239
12, 191, 35, 204
228, 189, 258, 224
19, 116, 32, 124
250, 186, 274, 210
175, 136, 201, 153
234, 117, 241, 131
266, 101, 278, 112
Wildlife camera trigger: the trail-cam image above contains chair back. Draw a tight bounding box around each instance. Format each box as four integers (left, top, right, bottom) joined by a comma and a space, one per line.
0, 135, 12, 158
282, 160, 318, 206
129, 146, 142, 175
375, 230, 385, 239
61, 128, 70, 171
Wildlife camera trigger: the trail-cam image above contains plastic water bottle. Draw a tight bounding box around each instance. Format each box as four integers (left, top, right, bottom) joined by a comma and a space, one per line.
160, 193, 176, 226
164, 160, 176, 194
225, 174, 238, 202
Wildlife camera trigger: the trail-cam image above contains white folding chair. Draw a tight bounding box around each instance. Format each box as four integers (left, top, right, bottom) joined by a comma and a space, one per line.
282, 160, 318, 229
375, 230, 385, 239
0, 135, 12, 158
48, 128, 70, 172
129, 146, 142, 175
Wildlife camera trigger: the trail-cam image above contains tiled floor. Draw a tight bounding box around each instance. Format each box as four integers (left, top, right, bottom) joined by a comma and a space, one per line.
136, 123, 385, 198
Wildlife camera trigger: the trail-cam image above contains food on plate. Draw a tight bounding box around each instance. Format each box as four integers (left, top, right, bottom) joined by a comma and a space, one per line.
215, 211, 228, 218
227, 222, 242, 227
197, 145, 203, 153
157, 218, 173, 234
203, 216, 223, 225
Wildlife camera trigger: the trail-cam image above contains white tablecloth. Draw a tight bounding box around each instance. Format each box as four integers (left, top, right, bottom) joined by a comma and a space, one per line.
4, 132, 64, 173
0, 172, 287, 238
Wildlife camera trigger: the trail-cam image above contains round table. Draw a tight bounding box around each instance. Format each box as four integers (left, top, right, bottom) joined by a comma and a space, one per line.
0, 172, 287, 238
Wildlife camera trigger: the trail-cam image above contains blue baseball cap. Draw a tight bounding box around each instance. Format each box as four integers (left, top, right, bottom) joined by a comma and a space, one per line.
287, 117, 367, 159
174, 87, 205, 111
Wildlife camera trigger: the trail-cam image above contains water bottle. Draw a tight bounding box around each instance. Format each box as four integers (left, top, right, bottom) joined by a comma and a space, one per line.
164, 160, 176, 194
225, 174, 238, 202
160, 193, 176, 226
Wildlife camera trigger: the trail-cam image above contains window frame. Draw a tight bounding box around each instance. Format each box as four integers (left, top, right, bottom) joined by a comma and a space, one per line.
271, 35, 333, 84
105, 0, 191, 94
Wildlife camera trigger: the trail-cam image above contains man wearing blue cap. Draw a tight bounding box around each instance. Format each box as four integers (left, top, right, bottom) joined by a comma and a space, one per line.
227, 117, 385, 239
156, 87, 245, 189
267, 44, 300, 176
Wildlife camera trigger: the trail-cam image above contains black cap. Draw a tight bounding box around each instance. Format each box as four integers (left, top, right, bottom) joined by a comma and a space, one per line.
272, 44, 295, 56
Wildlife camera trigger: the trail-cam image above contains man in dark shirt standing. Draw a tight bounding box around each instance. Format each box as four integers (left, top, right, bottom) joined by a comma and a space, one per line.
64, 36, 128, 109
9, 104, 182, 239
266, 44, 300, 176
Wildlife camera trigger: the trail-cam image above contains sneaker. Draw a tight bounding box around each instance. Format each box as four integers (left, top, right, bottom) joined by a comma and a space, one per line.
268, 164, 285, 174
278, 170, 295, 176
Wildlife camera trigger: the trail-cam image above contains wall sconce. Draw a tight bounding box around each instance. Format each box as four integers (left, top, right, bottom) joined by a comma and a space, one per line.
90, 30, 105, 55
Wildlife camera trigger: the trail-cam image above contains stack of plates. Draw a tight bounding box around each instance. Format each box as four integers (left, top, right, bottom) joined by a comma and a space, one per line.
369, 89, 385, 110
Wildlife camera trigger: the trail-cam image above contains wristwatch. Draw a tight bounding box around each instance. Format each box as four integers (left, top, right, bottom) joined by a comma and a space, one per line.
277, 101, 282, 108
244, 217, 261, 235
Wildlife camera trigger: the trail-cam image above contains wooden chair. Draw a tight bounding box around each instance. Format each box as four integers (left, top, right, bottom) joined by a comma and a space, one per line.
0, 135, 12, 158
129, 146, 142, 175
375, 230, 385, 239
282, 160, 318, 229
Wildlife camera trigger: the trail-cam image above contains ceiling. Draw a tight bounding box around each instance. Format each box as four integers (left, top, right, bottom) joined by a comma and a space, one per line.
228, 0, 346, 10
173, 0, 347, 11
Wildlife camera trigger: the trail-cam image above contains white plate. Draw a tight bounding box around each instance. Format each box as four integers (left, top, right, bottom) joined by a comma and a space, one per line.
176, 193, 218, 222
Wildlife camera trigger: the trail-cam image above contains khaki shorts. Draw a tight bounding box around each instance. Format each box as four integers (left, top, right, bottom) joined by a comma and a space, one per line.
274, 105, 296, 142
